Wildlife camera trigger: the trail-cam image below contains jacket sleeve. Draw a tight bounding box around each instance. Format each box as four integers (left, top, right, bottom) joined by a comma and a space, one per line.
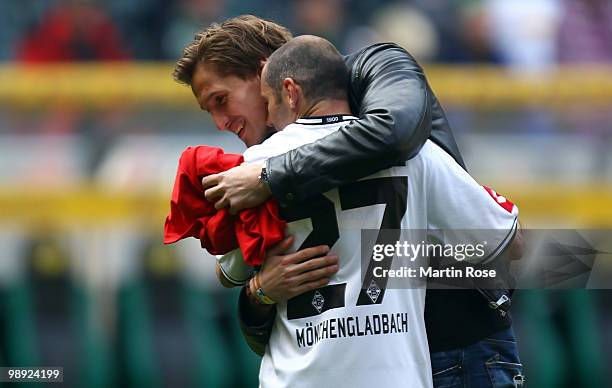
265, 43, 432, 205
237, 286, 275, 356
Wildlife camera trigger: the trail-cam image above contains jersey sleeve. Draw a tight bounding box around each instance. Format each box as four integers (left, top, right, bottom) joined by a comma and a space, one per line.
243, 141, 281, 164
243, 131, 298, 164
424, 143, 518, 264
216, 249, 253, 286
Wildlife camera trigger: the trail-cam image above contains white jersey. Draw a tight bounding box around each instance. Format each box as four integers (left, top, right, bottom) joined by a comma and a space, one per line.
226, 115, 518, 388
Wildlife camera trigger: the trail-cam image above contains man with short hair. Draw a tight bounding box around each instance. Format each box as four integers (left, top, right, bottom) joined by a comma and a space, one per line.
210, 34, 518, 388
251, 34, 434, 388
174, 15, 524, 388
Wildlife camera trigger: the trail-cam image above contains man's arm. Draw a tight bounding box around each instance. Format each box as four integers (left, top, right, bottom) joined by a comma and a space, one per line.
237, 286, 275, 356
234, 237, 339, 356
215, 237, 339, 298
505, 224, 524, 261
216, 263, 237, 288
203, 43, 464, 213
215, 249, 254, 287
266, 43, 432, 205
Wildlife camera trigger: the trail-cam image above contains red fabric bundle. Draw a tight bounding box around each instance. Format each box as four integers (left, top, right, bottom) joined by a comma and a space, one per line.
163, 146, 286, 266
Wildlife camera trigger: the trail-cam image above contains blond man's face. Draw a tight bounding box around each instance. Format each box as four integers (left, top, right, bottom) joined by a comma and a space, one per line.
191, 63, 272, 146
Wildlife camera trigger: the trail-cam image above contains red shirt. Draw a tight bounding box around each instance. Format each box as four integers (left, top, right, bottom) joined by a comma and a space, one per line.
164, 146, 285, 266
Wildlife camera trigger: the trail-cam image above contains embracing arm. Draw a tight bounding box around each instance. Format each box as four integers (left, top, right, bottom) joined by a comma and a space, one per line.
221, 237, 339, 355
203, 44, 464, 212
266, 43, 432, 205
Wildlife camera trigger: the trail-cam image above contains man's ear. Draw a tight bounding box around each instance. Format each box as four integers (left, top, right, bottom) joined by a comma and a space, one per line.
283, 78, 299, 109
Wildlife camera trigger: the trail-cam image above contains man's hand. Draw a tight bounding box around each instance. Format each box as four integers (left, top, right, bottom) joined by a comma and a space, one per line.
202, 163, 272, 214
257, 236, 339, 302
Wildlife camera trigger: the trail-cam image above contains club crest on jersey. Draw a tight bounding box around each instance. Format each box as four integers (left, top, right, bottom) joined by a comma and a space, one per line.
366, 280, 382, 303
311, 290, 325, 313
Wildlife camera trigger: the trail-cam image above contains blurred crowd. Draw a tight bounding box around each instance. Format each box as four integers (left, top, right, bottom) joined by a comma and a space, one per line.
0, 0, 611, 189
1, 0, 611, 67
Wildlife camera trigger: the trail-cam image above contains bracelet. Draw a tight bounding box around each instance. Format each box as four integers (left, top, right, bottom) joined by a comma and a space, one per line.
245, 279, 259, 304
250, 273, 276, 305
247, 277, 262, 304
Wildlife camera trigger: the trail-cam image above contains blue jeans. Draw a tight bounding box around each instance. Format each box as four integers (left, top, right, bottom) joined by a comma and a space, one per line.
430, 327, 525, 388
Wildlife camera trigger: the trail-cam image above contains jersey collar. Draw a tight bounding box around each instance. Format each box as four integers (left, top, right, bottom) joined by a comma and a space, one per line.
295, 115, 359, 125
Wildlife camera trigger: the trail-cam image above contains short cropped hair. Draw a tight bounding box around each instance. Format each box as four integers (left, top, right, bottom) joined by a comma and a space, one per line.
173, 15, 292, 85
264, 35, 349, 104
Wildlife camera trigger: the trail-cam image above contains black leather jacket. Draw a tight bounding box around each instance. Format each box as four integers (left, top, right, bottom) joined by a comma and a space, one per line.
239, 43, 510, 356
265, 42, 465, 206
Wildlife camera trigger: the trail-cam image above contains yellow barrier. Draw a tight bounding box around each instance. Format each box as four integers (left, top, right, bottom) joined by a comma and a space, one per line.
0, 63, 192, 109
1, 185, 611, 227
1, 64, 612, 109
0, 187, 168, 228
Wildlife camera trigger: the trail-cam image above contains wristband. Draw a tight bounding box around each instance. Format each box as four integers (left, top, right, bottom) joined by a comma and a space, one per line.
245, 279, 260, 304
250, 273, 276, 305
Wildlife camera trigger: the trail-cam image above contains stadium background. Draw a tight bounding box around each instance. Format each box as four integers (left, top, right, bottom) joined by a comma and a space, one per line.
0, 0, 611, 387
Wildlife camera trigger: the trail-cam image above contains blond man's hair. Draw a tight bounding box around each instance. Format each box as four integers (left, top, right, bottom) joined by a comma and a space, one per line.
173, 15, 292, 85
